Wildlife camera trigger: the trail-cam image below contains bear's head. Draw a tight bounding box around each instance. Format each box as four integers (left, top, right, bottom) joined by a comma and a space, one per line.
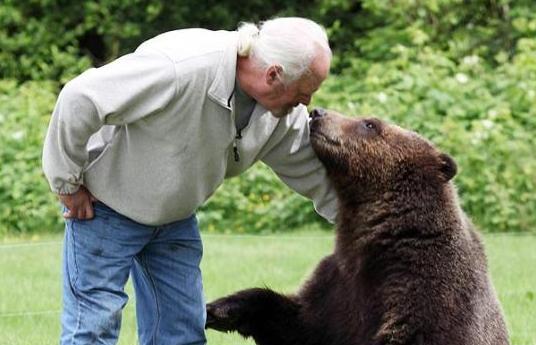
309, 109, 457, 207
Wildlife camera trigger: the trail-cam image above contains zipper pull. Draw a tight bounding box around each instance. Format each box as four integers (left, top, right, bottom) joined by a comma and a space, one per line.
233, 141, 240, 162
233, 129, 242, 162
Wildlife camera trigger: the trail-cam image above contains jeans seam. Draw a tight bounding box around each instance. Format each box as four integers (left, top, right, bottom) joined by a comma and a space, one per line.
69, 299, 91, 345
140, 252, 161, 345
67, 221, 83, 345
69, 220, 80, 294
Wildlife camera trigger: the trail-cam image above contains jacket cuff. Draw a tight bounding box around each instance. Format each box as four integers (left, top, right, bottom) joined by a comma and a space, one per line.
52, 182, 81, 195
315, 197, 339, 224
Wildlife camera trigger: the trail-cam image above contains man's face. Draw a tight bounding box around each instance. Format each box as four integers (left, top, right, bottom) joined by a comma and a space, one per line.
265, 76, 322, 117
260, 52, 330, 117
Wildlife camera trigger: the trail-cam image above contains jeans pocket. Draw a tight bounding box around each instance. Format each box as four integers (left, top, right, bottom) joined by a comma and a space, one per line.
66, 215, 114, 292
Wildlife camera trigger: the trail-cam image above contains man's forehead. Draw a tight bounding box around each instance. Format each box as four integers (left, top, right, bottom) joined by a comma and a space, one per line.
292, 52, 330, 94
304, 53, 330, 88
312, 50, 331, 78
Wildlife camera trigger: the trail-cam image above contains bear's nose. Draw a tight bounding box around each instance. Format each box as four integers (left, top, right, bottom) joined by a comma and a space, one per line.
309, 108, 327, 119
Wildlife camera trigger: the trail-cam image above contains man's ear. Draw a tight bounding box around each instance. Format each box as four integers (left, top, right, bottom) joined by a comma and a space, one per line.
438, 153, 457, 182
266, 65, 283, 85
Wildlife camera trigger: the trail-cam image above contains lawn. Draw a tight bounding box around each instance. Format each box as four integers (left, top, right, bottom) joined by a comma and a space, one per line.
0, 230, 534, 345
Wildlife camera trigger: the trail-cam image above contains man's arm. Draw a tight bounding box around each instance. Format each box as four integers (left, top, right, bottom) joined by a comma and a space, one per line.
42, 49, 178, 218
260, 106, 338, 224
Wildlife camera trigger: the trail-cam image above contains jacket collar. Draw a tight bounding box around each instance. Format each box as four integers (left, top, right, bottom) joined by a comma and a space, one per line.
208, 32, 239, 110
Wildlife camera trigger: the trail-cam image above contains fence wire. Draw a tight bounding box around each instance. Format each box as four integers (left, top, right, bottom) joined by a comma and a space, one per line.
1, 231, 535, 343
1, 231, 534, 250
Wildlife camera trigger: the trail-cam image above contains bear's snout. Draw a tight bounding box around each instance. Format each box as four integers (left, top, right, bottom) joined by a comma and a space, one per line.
309, 110, 344, 145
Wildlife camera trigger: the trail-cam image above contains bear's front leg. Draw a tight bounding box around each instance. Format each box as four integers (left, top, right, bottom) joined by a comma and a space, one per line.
206, 288, 313, 345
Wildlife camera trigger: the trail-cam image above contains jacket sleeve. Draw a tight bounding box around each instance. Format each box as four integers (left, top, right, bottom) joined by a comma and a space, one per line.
42, 50, 178, 195
260, 106, 339, 223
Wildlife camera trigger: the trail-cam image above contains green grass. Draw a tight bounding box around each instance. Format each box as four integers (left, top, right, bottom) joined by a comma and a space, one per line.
0, 230, 535, 345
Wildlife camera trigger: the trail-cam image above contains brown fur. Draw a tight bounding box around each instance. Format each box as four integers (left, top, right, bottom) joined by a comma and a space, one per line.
205, 110, 510, 345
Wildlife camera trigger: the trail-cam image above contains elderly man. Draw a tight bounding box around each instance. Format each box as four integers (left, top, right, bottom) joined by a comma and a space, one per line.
43, 17, 337, 345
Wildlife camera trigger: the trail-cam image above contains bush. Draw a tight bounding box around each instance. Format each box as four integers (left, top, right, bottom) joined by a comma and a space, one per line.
2, 42, 535, 234
0, 80, 63, 235
313, 40, 536, 232
318, 0, 536, 72
1, 1, 535, 234
198, 163, 328, 234
0, 0, 311, 82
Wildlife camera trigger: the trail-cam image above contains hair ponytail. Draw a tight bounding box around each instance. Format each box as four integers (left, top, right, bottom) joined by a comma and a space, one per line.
237, 23, 260, 57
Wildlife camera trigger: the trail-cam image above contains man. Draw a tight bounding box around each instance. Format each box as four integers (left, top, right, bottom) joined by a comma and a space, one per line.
43, 17, 337, 345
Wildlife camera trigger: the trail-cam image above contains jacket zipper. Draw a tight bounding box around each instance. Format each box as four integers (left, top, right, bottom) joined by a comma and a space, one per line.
233, 130, 242, 162
228, 89, 242, 162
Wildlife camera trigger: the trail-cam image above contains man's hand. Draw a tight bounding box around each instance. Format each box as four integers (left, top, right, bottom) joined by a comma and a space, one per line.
59, 186, 98, 220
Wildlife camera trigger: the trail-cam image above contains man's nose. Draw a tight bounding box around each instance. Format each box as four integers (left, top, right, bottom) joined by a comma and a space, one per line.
309, 108, 327, 119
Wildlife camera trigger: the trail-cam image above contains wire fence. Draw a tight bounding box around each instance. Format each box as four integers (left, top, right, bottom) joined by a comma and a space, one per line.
1, 232, 535, 343
0, 233, 335, 250
0, 233, 334, 320
1, 231, 534, 250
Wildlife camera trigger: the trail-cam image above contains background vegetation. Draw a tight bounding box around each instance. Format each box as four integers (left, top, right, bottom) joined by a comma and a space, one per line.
1, 0, 535, 234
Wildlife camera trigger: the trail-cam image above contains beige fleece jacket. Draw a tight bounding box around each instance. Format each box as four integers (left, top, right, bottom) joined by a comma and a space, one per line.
42, 28, 338, 226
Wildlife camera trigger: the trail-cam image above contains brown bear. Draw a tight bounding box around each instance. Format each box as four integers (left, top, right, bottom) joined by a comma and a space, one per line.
205, 109, 510, 345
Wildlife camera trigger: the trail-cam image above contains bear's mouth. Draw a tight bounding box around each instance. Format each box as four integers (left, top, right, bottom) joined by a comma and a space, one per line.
310, 131, 341, 147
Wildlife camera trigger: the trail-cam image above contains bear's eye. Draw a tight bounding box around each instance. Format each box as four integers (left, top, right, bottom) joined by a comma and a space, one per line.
362, 120, 378, 131
357, 119, 381, 137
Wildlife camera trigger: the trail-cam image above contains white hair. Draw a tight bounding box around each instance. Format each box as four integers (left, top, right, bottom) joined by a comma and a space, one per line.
237, 17, 332, 84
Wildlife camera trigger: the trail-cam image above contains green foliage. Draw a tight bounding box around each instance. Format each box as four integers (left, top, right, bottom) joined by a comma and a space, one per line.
0, 81, 63, 235
317, 0, 536, 72
198, 163, 327, 234
0, 0, 309, 82
2, 0, 536, 82
1, 1, 535, 233
313, 39, 536, 233
0, 0, 177, 81
0, 1, 92, 82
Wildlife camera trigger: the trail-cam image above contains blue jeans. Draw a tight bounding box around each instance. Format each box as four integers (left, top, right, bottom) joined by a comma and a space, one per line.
60, 201, 206, 345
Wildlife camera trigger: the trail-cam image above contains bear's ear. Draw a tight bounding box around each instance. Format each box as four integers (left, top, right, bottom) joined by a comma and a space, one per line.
438, 153, 457, 182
